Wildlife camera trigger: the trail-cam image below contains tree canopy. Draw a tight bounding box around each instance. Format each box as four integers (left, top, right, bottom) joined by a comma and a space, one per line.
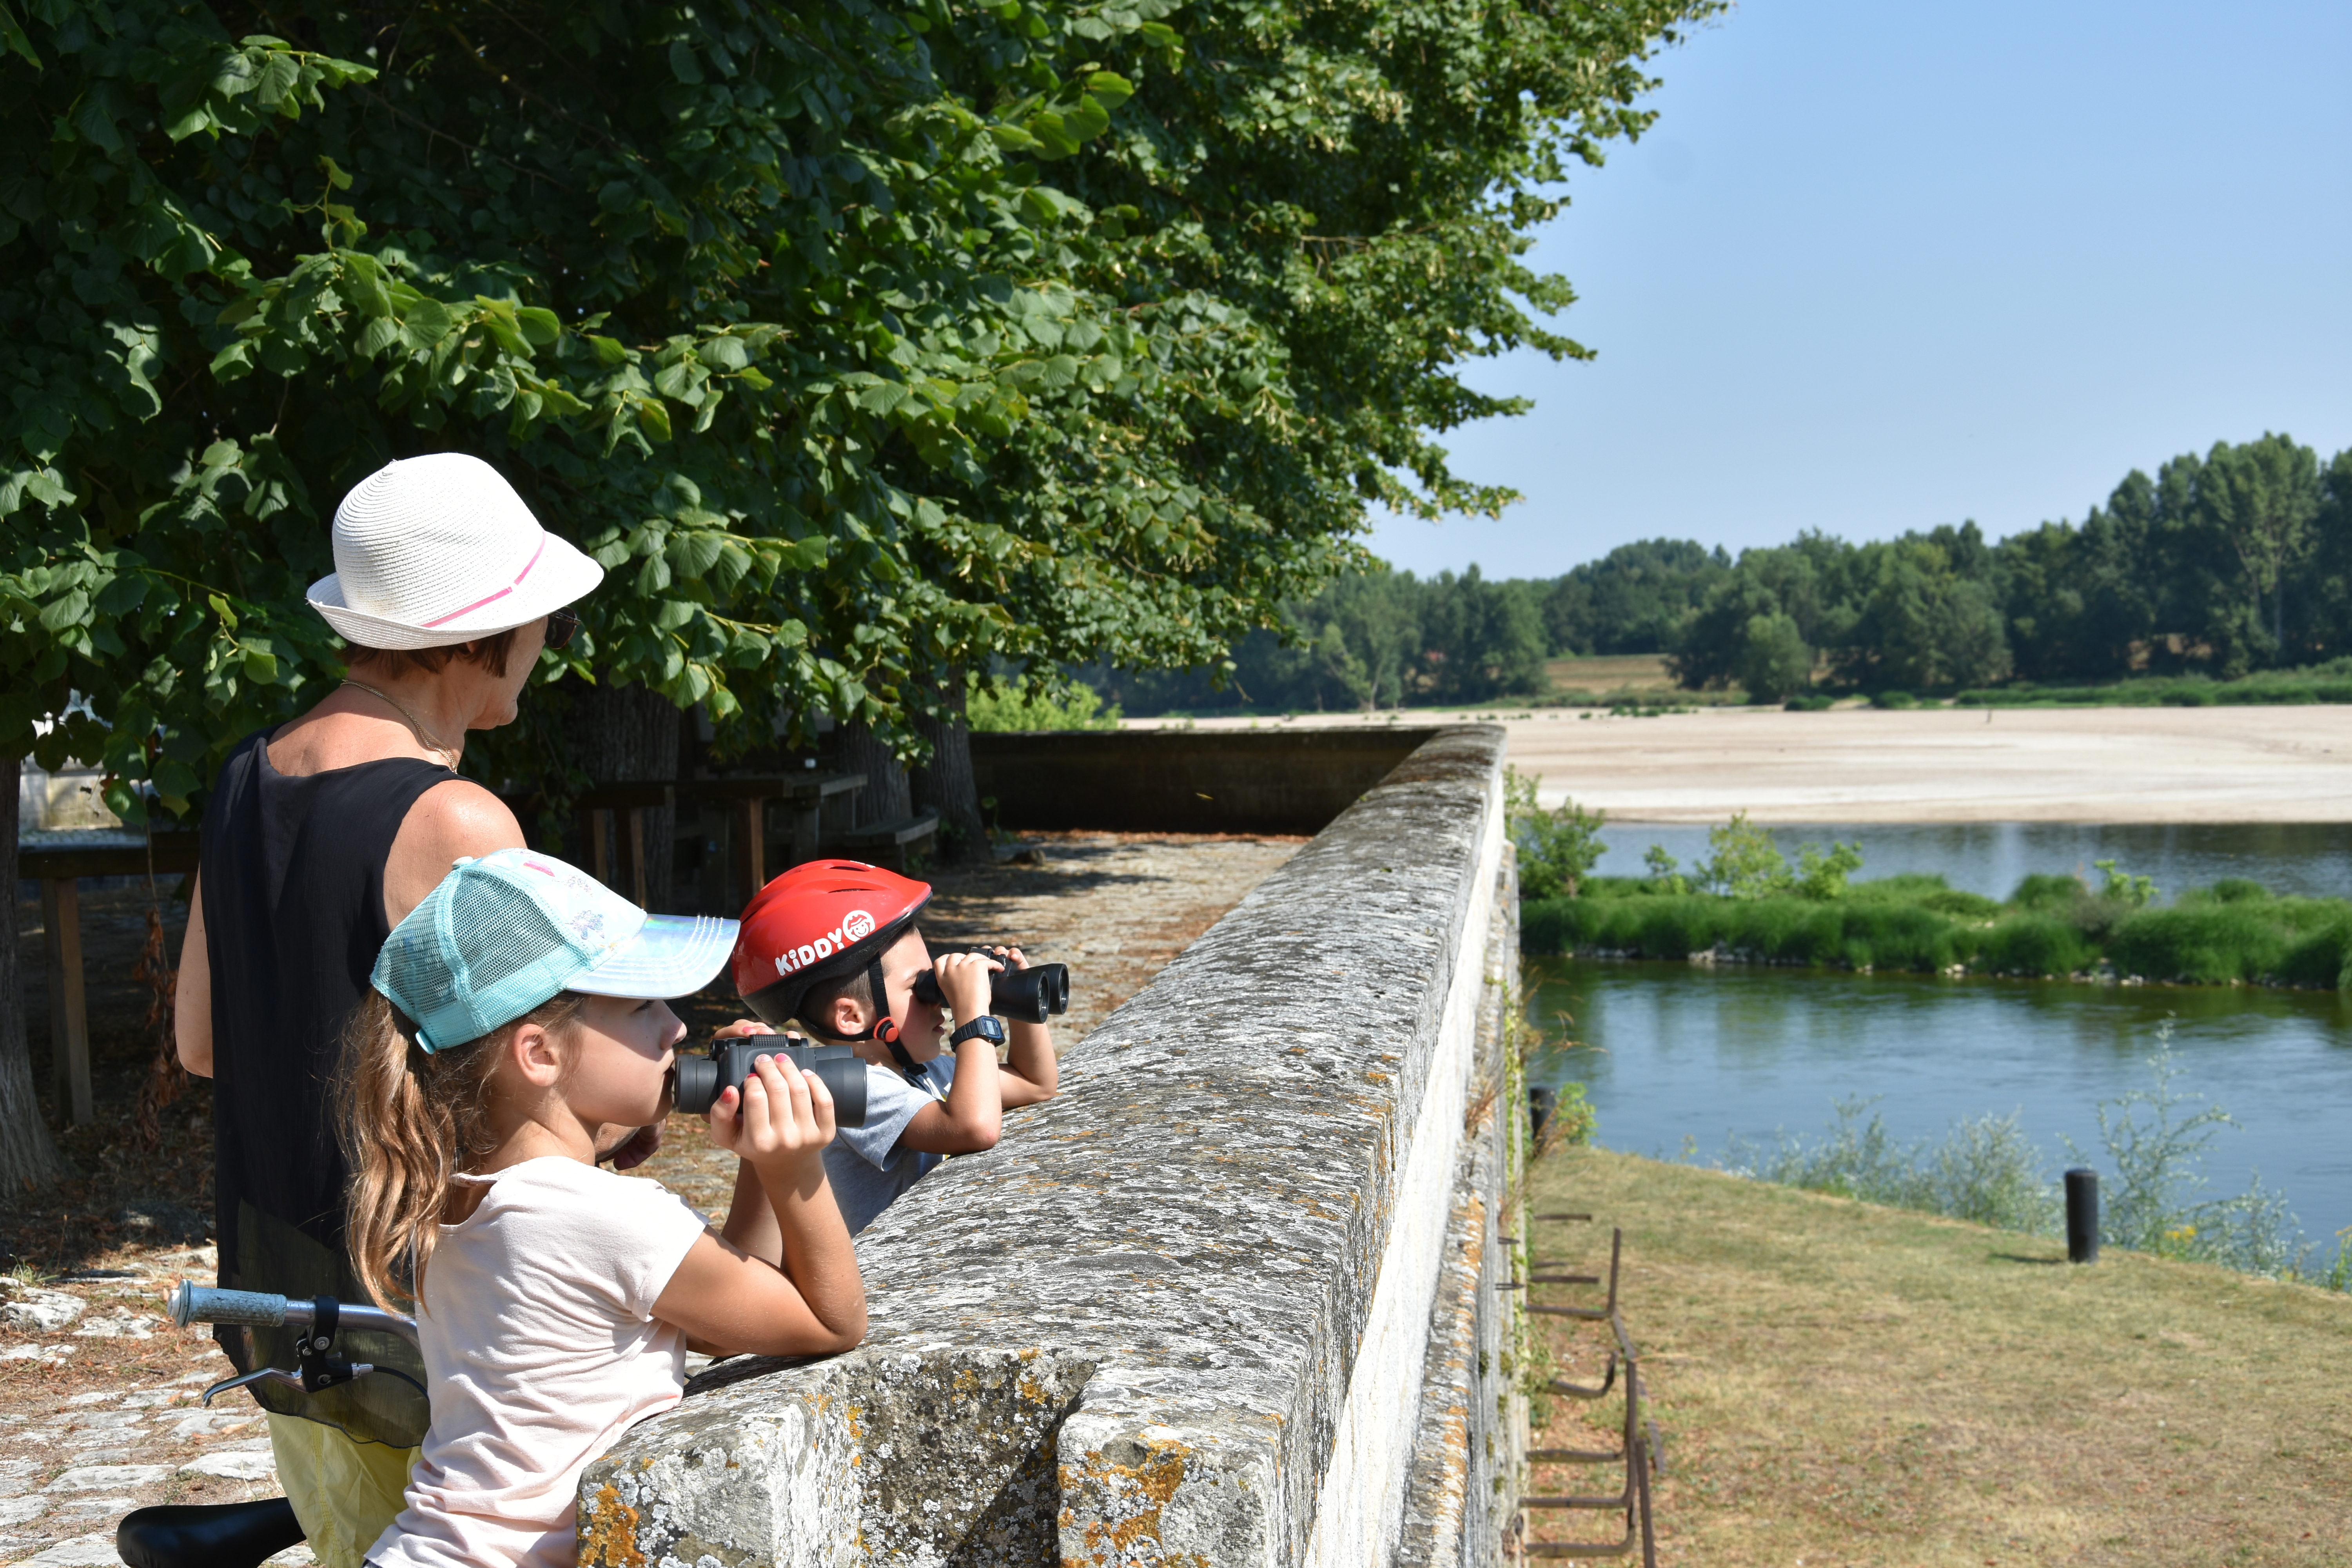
1091, 431, 2352, 713
0, 0, 1714, 817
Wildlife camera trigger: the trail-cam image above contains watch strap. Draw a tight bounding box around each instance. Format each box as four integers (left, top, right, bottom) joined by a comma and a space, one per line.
949, 1017, 1006, 1047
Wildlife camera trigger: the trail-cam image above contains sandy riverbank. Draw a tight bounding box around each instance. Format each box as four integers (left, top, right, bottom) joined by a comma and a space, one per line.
1123, 705, 2352, 822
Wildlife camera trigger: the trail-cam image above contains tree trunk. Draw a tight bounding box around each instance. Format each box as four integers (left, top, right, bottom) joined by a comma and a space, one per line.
833, 720, 911, 829
909, 667, 988, 864
0, 755, 71, 1190
571, 684, 684, 911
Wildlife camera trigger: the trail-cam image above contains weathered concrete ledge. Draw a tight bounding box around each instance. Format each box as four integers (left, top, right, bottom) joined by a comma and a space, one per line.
583, 726, 1520, 1566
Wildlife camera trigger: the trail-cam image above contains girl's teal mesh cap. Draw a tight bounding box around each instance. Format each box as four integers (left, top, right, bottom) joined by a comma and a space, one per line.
372, 848, 737, 1052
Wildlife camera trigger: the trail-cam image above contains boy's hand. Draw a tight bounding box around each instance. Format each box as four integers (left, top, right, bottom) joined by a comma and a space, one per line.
706, 1053, 835, 1176
931, 950, 1001, 1024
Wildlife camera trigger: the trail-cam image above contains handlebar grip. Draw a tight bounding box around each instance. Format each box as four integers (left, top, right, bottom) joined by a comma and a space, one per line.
171, 1283, 289, 1330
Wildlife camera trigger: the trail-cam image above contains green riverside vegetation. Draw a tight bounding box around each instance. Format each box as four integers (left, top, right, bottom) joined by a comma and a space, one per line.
1952, 659, 2352, 708
1512, 799, 2352, 989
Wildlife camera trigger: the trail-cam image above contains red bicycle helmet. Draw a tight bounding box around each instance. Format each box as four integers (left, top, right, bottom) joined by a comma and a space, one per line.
732, 860, 932, 1046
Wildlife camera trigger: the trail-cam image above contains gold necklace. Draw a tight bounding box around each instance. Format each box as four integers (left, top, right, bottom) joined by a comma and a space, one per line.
340, 678, 461, 769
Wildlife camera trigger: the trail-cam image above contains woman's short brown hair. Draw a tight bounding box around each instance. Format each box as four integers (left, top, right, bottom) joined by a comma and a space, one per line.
345, 627, 522, 681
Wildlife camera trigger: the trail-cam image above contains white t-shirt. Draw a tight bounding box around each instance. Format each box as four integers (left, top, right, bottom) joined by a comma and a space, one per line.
368, 1157, 710, 1568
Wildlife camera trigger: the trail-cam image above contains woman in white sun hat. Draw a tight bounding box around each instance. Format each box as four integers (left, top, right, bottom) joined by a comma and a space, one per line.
172, 452, 606, 1568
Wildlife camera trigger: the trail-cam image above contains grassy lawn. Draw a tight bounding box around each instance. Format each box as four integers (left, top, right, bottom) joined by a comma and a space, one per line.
1523, 1147, 2352, 1566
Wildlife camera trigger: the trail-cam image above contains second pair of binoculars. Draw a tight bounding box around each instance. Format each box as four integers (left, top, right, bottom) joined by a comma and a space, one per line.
671, 1034, 869, 1126
909, 946, 1071, 1024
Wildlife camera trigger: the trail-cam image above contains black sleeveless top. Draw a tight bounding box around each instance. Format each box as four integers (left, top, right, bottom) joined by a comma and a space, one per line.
199, 727, 451, 1445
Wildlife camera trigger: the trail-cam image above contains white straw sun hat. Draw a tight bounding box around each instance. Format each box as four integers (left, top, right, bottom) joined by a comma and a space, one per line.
307, 453, 604, 650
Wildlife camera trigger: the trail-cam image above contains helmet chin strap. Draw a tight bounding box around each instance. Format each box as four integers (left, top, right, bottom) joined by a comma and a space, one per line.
858, 954, 924, 1076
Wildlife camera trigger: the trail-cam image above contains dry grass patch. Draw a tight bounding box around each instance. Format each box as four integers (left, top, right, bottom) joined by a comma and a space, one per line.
1546, 655, 1682, 691
1524, 1147, 2352, 1567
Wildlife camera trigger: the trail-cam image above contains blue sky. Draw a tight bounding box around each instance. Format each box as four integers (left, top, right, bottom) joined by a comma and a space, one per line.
1360, 0, 2352, 579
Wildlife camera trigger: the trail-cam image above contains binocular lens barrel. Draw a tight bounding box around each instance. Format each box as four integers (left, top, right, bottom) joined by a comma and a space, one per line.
673, 1044, 869, 1127
672, 1056, 722, 1116
910, 960, 1071, 1024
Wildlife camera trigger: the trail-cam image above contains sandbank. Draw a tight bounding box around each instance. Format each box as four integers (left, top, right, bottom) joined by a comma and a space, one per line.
1123, 705, 2352, 822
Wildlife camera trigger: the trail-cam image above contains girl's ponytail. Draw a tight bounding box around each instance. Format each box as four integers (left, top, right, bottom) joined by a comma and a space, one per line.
334, 991, 583, 1313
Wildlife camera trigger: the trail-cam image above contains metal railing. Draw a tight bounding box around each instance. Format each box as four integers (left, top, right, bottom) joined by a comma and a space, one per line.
1519, 1216, 1660, 1563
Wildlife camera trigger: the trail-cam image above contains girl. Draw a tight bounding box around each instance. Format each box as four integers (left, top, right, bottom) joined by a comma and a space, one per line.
335, 848, 865, 1568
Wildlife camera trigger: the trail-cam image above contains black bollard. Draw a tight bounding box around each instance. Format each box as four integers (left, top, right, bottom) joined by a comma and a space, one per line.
1530, 1084, 1557, 1142
2065, 1167, 2100, 1264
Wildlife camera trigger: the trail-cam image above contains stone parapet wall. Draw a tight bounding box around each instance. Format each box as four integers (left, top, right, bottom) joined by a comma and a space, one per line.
582, 726, 1520, 1566
1398, 844, 1523, 1568
970, 728, 1445, 835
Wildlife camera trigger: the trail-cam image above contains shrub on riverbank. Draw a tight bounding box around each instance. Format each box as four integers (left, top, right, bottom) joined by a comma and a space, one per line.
2106, 907, 2292, 985
1975, 915, 2095, 977
1951, 659, 2352, 710
1708, 1038, 2339, 1286
1528, 882, 1971, 971
1525, 869, 2352, 989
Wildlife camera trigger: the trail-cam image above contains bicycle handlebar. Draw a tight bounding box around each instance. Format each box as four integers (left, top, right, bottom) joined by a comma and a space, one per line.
170, 1282, 421, 1348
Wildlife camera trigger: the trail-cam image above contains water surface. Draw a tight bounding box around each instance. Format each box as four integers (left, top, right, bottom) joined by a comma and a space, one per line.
1528, 956, 2352, 1246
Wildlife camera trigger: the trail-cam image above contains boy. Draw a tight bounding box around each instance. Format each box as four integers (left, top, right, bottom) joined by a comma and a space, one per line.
728, 860, 1058, 1233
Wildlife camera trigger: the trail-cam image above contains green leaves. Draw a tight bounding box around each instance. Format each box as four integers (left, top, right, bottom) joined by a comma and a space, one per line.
0, 0, 1700, 824
995, 66, 1135, 158
396, 292, 455, 349
156, 32, 378, 143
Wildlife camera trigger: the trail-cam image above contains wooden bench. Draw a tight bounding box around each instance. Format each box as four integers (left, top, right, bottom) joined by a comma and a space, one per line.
841, 810, 939, 874
17, 831, 200, 1127
508, 773, 876, 909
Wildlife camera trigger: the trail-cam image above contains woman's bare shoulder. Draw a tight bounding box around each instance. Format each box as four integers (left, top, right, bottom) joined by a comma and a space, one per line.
387, 781, 525, 924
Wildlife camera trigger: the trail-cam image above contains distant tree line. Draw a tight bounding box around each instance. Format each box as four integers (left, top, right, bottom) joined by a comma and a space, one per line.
1085, 432, 2352, 712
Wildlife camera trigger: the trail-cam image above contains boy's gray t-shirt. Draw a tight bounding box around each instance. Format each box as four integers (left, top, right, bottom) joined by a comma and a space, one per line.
826, 1058, 954, 1236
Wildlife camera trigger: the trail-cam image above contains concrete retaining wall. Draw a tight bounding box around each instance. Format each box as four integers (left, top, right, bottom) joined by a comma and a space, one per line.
582, 726, 1521, 1566
969, 728, 1443, 834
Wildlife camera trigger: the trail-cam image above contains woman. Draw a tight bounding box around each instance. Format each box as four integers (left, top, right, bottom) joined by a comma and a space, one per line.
174, 452, 604, 1568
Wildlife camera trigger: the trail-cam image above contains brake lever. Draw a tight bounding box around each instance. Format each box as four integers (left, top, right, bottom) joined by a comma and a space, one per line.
202, 1358, 377, 1406
202, 1367, 305, 1406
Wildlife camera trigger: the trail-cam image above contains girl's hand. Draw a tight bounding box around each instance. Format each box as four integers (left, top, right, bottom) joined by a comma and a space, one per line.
707, 1052, 835, 1176
713, 1018, 775, 1040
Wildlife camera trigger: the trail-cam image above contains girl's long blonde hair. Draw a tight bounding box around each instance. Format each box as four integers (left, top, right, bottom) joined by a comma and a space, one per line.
334, 990, 583, 1312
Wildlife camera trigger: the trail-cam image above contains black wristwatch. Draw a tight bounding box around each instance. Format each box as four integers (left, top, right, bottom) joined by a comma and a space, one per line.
949, 1016, 1008, 1048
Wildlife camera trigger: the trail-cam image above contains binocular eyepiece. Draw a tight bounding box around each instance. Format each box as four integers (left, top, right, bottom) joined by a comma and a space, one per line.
909, 950, 1071, 1024
671, 1036, 869, 1126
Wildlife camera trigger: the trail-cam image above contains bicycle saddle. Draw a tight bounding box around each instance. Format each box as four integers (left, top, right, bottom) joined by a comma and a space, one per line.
117, 1498, 305, 1568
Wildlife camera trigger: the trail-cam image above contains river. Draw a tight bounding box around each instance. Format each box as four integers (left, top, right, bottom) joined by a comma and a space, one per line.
1529, 822, 2352, 1249
1590, 820, 2352, 902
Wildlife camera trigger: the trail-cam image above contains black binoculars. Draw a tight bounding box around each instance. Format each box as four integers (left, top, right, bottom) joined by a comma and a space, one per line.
671, 1036, 869, 1126
909, 949, 1071, 1023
